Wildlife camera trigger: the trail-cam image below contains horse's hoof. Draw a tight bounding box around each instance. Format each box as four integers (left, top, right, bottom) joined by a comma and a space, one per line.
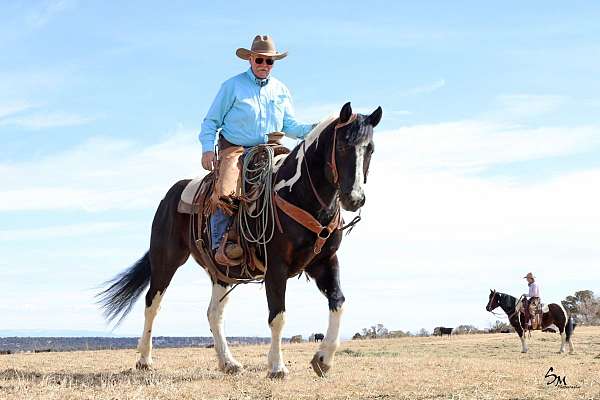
135, 360, 153, 370
221, 360, 243, 374
266, 370, 288, 379
310, 353, 331, 377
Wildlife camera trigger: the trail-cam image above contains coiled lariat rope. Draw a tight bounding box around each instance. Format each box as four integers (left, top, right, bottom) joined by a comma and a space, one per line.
238, 146, 276, 273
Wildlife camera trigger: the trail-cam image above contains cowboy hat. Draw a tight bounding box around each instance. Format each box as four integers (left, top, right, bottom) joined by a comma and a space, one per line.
523, 272, 535, 279
236, 35, 288, 61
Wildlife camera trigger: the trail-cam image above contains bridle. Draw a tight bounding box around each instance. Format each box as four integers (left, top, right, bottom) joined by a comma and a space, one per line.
301, 113, 357, 208
272, 114, 359, 254
487, 291, 504, 317
487, 291, 524, 320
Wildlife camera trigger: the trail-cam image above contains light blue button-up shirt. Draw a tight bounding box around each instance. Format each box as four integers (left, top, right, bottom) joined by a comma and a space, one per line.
199, 68, 313, 153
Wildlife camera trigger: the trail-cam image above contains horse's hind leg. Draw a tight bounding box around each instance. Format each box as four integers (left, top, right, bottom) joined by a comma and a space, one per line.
136, 242, 189, 369
306, 255, 345, 377
137, 187, 190, 369
207, 282, 242, 373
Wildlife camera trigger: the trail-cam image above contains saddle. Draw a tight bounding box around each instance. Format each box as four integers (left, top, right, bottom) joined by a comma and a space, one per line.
520, 298, 543, 331
177, 139, 290, 284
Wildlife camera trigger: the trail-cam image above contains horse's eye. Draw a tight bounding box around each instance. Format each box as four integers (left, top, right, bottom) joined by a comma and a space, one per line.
367, 143, 374, 154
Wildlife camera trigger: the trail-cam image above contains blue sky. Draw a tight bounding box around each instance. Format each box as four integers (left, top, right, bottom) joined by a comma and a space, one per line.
1, 1, 600, 338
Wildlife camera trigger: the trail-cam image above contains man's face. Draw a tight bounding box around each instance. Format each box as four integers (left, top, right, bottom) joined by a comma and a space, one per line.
250, 55, 274, 79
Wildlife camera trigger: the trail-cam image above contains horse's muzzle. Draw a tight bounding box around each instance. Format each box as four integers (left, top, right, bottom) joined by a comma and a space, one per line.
340, 193, 365, 212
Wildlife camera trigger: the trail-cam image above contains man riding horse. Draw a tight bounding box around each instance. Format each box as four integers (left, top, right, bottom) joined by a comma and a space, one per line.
198, 35, 315, 266
522, 272, 541, 330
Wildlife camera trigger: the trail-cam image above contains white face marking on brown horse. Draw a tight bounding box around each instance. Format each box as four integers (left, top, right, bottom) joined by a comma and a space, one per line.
349, 144, 366, 203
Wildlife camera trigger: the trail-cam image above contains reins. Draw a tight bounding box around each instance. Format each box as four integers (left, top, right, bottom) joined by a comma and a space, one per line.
273, 114, 360, 254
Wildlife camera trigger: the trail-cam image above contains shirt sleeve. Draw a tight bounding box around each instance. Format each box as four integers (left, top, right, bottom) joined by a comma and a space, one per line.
281, 87, 314, 139
198, 81, 235, 153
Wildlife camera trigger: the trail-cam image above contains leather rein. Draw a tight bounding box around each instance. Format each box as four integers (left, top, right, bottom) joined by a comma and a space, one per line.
273, 114, 358, 254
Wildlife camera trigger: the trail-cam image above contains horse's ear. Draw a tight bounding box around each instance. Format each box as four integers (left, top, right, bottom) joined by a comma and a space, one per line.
339, 102, 352, 123
367, 106, 382, 127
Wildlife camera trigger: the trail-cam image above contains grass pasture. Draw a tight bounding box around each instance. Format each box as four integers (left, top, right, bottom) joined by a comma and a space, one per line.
1, 327, 599, 399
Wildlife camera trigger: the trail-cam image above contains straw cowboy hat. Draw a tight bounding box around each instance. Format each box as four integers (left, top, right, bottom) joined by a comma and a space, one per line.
236, 35, 288, 60
523, 272, 535, 280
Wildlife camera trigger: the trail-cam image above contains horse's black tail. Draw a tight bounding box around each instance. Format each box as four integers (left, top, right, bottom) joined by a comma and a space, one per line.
565, 316, 575, 341
97, 251, 151, 327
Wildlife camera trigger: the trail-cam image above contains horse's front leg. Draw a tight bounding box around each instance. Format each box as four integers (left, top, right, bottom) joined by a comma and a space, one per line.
306, 254, 345, 377
514, 316, 528, 353
207, 282, 242, 374
265, 264, 289, 379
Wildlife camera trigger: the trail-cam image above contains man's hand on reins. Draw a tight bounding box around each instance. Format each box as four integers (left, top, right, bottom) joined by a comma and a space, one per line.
202, 151, 216, 171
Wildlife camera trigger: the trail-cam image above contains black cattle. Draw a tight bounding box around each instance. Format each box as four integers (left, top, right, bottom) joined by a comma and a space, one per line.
435, 327, 453, 337
314, 333, 324, 342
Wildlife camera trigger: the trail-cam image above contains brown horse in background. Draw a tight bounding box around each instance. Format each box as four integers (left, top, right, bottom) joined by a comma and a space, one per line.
486, 290, 575, 354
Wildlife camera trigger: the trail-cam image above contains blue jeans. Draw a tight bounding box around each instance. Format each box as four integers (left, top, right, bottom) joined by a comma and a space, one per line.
211, 208, 231, 250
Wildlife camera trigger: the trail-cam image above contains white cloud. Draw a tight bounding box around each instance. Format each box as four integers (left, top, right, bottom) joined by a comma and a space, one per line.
487, 94, 567, 120
0, 222, 126, 241
375, 120, 600, 173
0, 129, 201, 212
26, 0, 72, 29
0, 111, 93, 129
0, 100, 33, 119
2, 119, 599, 335
398, 79, 446, 96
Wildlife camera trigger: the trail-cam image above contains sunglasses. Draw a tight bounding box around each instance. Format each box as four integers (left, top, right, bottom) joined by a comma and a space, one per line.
254, 57, 274, 65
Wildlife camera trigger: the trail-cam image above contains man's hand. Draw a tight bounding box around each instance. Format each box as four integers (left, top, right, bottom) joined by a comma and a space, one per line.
201, 151, 216, 171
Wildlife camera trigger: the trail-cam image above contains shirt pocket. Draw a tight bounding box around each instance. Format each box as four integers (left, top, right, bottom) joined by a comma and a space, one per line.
269, 96, 286, 125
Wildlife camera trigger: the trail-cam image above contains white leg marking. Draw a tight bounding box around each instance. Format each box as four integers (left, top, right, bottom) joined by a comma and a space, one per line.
568, 336, 574, 354
317, 307, 344, 366
207, 284, 242, 373
559, 332, 566, 353
520, 335, 528, 353
137, 291, 163, 369
267, 312, 288, 377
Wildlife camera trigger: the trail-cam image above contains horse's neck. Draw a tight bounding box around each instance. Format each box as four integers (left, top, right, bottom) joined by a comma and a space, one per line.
499, 294, 516, 315
275, 131, 338, 221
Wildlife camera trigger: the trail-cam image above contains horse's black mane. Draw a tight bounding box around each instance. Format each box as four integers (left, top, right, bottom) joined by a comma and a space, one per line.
497, 292, 517, 315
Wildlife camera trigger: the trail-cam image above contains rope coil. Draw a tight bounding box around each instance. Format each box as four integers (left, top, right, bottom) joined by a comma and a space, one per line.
238, 146, 276, 272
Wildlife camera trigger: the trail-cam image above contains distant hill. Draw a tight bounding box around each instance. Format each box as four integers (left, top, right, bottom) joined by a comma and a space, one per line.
0, 336, 272, 353
0, 329, 132, 337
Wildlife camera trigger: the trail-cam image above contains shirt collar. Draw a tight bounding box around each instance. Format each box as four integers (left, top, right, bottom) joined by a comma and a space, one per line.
246, 68, 269, 87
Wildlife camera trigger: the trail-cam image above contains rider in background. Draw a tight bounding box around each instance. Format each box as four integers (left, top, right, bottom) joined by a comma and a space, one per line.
522, 272, 541, 329
198, 35, 315, 266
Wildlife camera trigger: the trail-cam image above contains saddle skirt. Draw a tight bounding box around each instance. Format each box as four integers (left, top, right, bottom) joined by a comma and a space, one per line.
177, 144, 290, 216
176, 143, 291, 284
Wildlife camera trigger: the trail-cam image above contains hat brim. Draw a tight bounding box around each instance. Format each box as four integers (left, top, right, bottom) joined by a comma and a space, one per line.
236, 48, 288, 61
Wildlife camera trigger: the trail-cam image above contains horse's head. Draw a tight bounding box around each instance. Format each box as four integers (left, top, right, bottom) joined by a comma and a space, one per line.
332, 102, 382, 212
486, 289, 500, 312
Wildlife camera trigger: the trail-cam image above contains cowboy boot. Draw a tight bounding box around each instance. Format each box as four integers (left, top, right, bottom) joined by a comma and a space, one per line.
215, 241, 242, 267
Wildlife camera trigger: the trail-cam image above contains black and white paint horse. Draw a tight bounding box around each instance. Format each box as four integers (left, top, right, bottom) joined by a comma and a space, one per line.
485, 290, 575, 354
98, 103, 381, 378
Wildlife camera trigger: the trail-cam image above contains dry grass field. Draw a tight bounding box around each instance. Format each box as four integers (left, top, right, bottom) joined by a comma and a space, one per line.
1, 326, 599, 400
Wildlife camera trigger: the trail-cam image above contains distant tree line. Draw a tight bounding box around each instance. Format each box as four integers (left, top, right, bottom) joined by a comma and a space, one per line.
562, 290, 600, 325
